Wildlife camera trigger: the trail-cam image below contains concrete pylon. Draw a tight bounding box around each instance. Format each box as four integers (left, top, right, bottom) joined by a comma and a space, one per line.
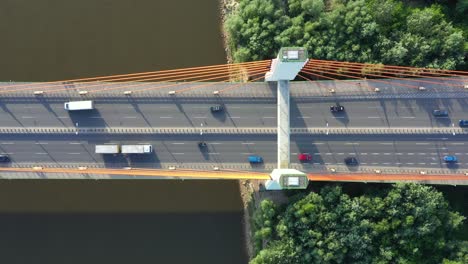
264, 47, 309, 190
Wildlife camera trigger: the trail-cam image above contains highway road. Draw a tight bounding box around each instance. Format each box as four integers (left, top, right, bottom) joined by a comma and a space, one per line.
0, 97, 467, 128
1, 134, 467, 171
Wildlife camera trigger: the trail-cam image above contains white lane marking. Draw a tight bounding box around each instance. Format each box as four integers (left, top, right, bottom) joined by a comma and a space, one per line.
263, 117, 275, 119
361, 153, 368, 155
209, 153, 220, 155
430, 153, 437, 155
172, 153, 185, 155
418, 163, 426, 165
193, 116, 206, 119
395, 162, 402, 165
372, 153, 379, 155
379, 143, 393, 145
230, 116, 241, 119
172, 143, 185, 145
372, 162, 378, 165
430, 163, 438, 165
325, 153, 333, 155
401, 116, 415, 119
314, 143, 324, 145
450, 143, 465, 145
429, 147, 447, 149
35, 142, 48, 145
89, 116, 103, 119
263, 106, 276, 109
418, 153, 425, 155
69, 142, 81, 145
383, 153, 391, 155
415, 143, 429, 145
348, 153, 355, 155
123, 116, 137, 119
336, 153, 344, 155
396, 153, 403, 155
0, 142, 14, 145
345, 143, 360, 145
300, 116, 311, 118
211, 143, 222, 145
35, 153, 47, 155
334, 117, 345, 119
313, 163, 321, 165
455, 153, 462, 155
383, 162, 390, 165
406, 163, 414, 165
0, 152, 13, 155
160, 116, 173, 119
57, 116, 68, 119
408, 153, 414, 155
426, 138, 448, 140
242, 143, 255, 145
361, 162, 367, 165
67, 153, 81, 155
21, 116, 34, 119
367, 106, 381, 108
368, 116, 380, 118
241, 153, 253, 155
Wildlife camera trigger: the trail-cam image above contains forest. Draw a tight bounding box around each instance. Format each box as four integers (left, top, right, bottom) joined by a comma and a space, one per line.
250, 183, 467, 264
225, 0, 467, 69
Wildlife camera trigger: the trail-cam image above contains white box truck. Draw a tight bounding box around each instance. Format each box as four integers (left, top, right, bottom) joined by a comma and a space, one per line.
95, 145, 120, 154
121, 145, 153, 154
64, 100, 94, 111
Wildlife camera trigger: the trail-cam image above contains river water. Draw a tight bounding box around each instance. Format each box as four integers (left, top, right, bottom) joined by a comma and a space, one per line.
0, 1, 247, 263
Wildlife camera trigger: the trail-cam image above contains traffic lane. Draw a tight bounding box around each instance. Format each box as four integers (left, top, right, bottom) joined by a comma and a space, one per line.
1, 136, 468, 168
1, 97, 467, 128
292, 98, 468, 128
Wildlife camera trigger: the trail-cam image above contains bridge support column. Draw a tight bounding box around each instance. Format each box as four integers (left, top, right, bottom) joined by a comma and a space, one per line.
277, 80, 290, 169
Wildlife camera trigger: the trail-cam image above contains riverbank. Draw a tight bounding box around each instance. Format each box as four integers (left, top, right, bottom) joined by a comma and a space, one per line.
218, 0, 238, 64
238, 179, 289, 261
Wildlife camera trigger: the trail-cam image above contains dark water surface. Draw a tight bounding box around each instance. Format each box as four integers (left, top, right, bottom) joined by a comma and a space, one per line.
0, 1, 245, 263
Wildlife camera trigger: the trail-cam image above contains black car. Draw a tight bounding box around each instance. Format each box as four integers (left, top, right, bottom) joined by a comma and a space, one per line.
330, 105, 345, 112
0, 155, 9, 162
198, 142, 207, 148
344, 157, 358, 166
210, 105, 224, 112
432, 109, 448, 117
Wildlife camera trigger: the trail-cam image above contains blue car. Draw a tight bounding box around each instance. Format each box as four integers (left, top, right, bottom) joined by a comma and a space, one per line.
459, 120, 468, 127
248, 155, 263, 164
443, 155, 457, 163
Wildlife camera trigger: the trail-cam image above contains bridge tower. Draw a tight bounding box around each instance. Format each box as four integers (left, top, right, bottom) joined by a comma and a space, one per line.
264, 47, 309, 190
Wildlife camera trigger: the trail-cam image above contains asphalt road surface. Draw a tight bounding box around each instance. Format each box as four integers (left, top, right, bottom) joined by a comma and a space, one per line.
0, 97, 467, 129
1, 134, 466, 170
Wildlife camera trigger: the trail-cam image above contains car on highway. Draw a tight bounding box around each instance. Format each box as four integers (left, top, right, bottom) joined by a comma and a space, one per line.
298, 153, 312, 162
443, 155, 457, 163
459, 120, 468, 127
330, 105, 345, 113
0, 155, 9, 162
210, 105, 224, 112
432, 109, 448, 116
248, 155, 263, 164
198, 142, 207, 148
344, 157, 358, 166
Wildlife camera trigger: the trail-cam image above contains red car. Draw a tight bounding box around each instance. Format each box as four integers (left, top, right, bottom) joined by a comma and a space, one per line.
298, 153, 312, 161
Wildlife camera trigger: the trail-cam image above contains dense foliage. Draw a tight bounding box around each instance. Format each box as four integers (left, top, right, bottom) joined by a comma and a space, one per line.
225, 0, 466, 69
250, 183, 467, 264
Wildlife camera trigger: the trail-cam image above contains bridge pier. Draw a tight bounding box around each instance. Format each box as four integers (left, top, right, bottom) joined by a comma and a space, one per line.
264, 47, 309, 190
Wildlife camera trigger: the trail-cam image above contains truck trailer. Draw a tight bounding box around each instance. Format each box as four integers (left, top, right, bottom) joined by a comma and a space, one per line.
121, 145, 153, 154
95, 145, 120, 154
64, 100, 94, 111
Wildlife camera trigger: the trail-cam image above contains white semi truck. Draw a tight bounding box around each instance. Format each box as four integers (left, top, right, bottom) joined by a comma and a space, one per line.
95, 145, 120, 154
121, 145, 153, 154
64, 100, 94, 111
95, 144, 152, 154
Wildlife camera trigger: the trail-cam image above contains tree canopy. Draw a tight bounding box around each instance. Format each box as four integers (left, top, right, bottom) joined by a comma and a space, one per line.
250, 183, 467, 264
225, 0, 466, 69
